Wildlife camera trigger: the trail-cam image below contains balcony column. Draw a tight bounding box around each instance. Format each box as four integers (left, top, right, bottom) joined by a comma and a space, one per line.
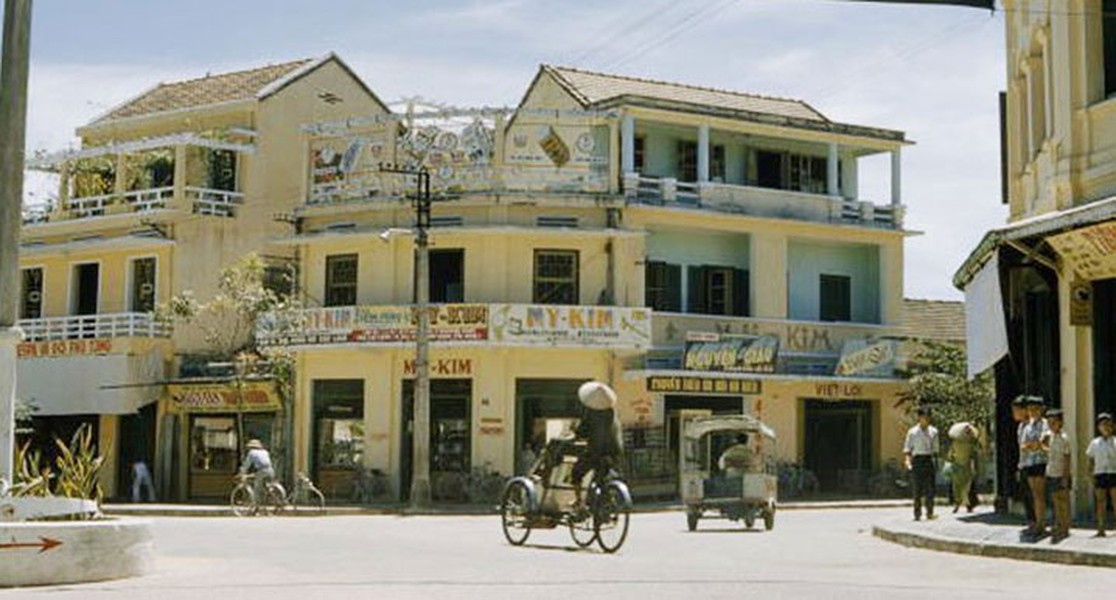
172, 144, 187, 210
750, 231, 787, 319
827, 142, 839, 197
891, 148, 902, 206
840, 151, 858, 200
697, 124, 710, 183
55, 161, 70, 217
621, 114, 635, 175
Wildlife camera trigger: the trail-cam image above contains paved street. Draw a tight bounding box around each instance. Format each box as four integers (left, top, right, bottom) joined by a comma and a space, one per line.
3, 508, 1114, 599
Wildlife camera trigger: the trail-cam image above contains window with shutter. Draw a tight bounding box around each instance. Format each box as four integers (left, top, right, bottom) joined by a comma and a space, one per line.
20, 267, 43, 319
1106, 0, 1116, 98
678, 141, 698, 182
131, 257, 157, 313
646, 261, 682, 312
325, 254, 358, 307
534, 250, 579, 305
819, 274, 852, 322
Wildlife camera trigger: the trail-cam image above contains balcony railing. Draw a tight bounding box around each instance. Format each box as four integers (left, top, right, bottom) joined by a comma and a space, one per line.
54, 185, 244, 221
625, 174, 903, 229
17, 312, 172, 342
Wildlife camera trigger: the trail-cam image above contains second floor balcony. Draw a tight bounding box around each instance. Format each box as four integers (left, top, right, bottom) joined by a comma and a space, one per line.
17, 312, 171, 344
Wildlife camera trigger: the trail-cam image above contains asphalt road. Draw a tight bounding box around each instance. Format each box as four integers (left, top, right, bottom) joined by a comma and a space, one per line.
4, 508, 1115, 599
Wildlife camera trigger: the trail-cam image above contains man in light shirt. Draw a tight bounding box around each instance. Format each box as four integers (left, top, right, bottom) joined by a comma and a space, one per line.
240, 438, 276, 505
904, 406, 939, 521
1019, 396, 1049, 539
1086, 412, 1116, 538
1041, 409, 1072, 543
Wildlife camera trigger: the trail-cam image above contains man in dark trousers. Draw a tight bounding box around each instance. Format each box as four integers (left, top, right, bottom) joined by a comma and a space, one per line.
904, 406, 940, 521
1011, 396, 1036, 532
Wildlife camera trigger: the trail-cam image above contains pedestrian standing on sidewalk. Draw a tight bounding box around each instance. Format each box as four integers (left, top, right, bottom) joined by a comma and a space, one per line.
1085, 412, 1116, 538
904, 406, 939, 521
1019, 396, 1049, 539
1012, 396, 1036, 531
1041, 409, 1072, 543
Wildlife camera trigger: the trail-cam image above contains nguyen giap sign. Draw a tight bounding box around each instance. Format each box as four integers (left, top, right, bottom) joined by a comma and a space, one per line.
683, 332, 779, 374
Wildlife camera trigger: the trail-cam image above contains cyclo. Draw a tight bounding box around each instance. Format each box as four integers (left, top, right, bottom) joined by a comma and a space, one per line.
680, 414, 778, 532
499, 382, 633, 553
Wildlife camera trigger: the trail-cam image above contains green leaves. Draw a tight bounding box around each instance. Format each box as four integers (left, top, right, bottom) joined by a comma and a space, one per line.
10, 424, 103, 505
897, 340, 994, 430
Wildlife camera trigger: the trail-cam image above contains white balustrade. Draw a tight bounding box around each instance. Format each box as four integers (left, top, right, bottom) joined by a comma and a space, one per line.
16, 312, 171, 342
184, 186, 244, 217
65, 193, 114, 218
123, 186, 174, 212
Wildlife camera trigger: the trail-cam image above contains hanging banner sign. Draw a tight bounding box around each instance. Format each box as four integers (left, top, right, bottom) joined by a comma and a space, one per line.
488, 305, 651, 348
259, 304, 489, 345
683, 333, 779, 374
1048, 221, 1116, 280
834, 339, 897, 377
166, 381, 282, 413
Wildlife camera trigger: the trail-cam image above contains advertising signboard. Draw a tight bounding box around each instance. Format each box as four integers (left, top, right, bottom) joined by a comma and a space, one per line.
682, 332, 779, 373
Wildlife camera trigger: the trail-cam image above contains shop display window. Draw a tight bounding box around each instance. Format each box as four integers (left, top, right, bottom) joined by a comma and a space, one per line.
190, 416, 238, 473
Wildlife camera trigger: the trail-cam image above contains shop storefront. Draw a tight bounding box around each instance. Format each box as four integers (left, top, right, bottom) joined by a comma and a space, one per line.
514, 379, 583, 473
401, 379, 472, 502
164, 379, 284, 500
311, 380, 365, 499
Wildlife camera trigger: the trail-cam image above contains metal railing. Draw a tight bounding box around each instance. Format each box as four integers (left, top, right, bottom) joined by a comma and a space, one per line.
55, 185, 245, 221
17, 312, 172, 342
65, 193, 114, 218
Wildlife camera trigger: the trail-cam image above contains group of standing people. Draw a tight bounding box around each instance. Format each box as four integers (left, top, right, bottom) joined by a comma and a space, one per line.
1013, 395, 1116, 542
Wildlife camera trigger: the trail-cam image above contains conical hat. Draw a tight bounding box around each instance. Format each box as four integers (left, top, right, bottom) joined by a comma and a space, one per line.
578, 381, 617, 411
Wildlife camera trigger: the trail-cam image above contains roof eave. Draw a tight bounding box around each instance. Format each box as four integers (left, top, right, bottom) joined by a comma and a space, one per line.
76, 98, 257, 137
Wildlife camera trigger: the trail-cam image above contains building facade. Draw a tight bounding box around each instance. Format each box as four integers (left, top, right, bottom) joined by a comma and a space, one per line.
269, 65, 916, 502
16, 54, 386, 499
956, 0, 1116, 511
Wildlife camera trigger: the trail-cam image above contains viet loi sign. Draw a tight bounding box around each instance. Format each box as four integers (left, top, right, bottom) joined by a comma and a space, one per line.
834, 339, 897, 377
489, 305, 651, 348
17, 338, 113, 359
683, 332, 778, 374
259, 304, 489, 346
166, 381, 282, 413
647, 376, 762, 395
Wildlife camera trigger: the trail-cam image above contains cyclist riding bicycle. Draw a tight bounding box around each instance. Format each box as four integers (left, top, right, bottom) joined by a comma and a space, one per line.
569, 381, 624, 510
240, 438, 276, 503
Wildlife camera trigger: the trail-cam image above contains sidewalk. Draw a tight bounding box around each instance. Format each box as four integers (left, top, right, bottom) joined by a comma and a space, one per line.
873, 508, 1116, 568
102, 498, 911, 518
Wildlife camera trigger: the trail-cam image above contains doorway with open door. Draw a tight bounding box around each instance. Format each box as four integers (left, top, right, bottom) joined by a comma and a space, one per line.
71, 262, 100, 338
802, 399, 874, 496
400, 379, 472, 502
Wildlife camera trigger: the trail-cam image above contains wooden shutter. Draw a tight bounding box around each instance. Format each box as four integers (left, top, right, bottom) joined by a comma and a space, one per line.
733, 268, 750, 317
666, 263, 683, 312
688, 266, 706, 314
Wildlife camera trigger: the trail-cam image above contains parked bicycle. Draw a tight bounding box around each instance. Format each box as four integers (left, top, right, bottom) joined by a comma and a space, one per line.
230, 472, 325, 516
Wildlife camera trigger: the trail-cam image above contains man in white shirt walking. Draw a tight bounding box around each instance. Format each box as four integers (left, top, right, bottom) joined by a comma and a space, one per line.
904, 406, 940, 521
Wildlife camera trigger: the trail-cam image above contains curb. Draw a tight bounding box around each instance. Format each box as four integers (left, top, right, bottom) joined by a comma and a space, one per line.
872, 524, 1116, 569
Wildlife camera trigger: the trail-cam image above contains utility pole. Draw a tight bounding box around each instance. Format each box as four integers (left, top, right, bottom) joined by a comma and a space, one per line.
380, 163, 432, 508
0, 0, 33, 487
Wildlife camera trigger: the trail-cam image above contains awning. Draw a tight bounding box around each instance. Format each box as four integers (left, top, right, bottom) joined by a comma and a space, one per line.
16, 349, 164, 416
954, 195, 1116, 289
963, 251, 1008, 378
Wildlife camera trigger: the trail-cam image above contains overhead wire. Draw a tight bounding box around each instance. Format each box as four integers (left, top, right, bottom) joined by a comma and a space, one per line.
598, 0, 742, 71
566, 0, 691, 66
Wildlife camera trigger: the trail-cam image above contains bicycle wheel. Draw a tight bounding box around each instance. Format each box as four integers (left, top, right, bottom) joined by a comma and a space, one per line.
303, 486, 326, 515
594, 482, 631, 554
568, 509, 597, 548
230, 484, 255, 517
500, 480, 532, 546
265, 482, 288, 515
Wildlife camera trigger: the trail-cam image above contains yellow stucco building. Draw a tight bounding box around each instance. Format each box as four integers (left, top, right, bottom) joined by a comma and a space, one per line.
956, 0, 1116, 512
19, 56, 937, 502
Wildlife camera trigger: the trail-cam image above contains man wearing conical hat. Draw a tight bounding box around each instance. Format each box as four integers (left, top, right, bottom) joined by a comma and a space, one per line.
240, 438, 276, 508
571, 381, 624, 508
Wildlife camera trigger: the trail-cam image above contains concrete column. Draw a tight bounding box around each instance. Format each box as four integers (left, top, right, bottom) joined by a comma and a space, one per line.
877, 238, 903, 326
841, 152, 858, 199
1057, 271, 1094, 516
750, 231, 787, 319
890, 149, 902, 206
827, 142, 839, 197
0, 328, 20, 487
621, 114, 635, 175
173, 144, 187, 210
680, 266, 689, 313
697, 124, 710, 183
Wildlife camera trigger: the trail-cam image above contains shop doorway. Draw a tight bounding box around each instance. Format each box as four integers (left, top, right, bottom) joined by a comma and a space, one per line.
400, 379, 472, 502
1094, 279, 1116, 419
515, 379, 583, 474
311, 380, 365, 500
803, 400, 874, 495
188, 412, 277, 499
117, 403, 158, 501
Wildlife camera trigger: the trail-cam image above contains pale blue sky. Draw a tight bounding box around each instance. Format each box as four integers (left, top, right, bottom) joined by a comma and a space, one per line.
16, 0, 1008, 299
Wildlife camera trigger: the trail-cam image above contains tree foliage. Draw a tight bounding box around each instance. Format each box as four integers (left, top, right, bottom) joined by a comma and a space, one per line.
897, 340, 994, 430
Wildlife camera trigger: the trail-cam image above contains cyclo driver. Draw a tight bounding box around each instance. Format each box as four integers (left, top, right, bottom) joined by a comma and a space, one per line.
569, 381, 624, 510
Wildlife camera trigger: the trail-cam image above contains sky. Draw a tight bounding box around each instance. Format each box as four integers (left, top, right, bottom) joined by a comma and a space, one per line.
13, 0, 1008, 300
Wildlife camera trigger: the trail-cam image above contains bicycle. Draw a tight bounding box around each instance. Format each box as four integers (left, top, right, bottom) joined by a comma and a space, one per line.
230, 473, 286, 517
286, 472, 326, 514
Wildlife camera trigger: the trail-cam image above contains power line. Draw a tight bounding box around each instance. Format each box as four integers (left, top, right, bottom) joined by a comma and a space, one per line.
566, 0, 689, 66
600, 0, 742, 71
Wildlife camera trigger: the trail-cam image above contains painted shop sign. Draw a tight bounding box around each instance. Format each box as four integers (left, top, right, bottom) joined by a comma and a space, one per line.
683, 332, 779, 374
16, 338, 113, 359
403, 358, 474, 377
489, 305, 651, 348
166, 381, 282, 413
657, 315, 887, 354
260, 304, 489, 345
834, 339, 897, 377
647, 376, 762, 395
1048, 221, 1116, 280
812, 382, 865, 399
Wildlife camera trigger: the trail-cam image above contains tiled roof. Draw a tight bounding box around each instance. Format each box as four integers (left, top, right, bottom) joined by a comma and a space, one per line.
900, 299, 966, 342
544, 65, 828, 123
93, 58, 315, 123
